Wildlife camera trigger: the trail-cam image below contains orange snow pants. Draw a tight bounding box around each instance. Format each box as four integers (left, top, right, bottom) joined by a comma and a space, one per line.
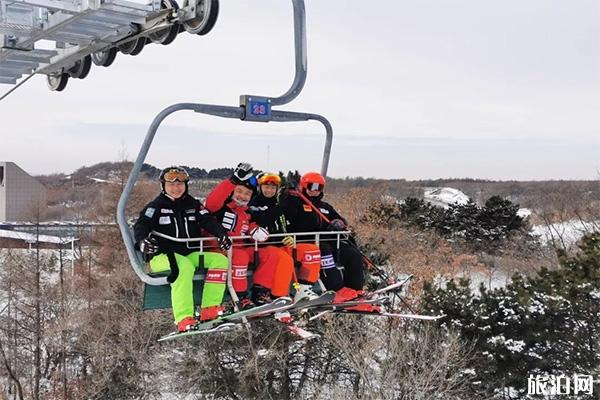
252, 246, 295, 297
284, 243, 321, 284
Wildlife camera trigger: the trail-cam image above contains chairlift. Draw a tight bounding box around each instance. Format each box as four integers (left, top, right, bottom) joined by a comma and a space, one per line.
116, 0, 338, 310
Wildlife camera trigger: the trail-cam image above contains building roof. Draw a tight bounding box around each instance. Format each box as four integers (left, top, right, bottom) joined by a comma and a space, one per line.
0, 229, 77, 244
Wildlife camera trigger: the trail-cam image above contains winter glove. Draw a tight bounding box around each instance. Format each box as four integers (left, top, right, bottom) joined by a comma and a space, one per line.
328, 218, 347, 231
231, 162, 253, 184
282, 235, 295, 247
250, 226, 269, 242
218, 234, 232, 251
140, 237, 159, 257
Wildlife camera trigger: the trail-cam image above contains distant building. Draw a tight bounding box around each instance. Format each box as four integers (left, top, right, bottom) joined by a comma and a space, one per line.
0, 162, 47, 222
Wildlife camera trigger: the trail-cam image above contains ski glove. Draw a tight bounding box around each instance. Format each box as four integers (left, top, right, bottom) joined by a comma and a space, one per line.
140, 237, 159, 257
231, 162, 253, 184
218, 234, 232, 251
282, 235, 295, 247
328, 219, 346, 231
250, 226, 269, 242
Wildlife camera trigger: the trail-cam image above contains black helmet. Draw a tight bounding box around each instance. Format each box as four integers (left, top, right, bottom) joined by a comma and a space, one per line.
159, 166, 189, 195
236, 175, 258, 194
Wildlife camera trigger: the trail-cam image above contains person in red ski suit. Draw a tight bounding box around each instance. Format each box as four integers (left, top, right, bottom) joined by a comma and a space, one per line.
205, 163, 290, 309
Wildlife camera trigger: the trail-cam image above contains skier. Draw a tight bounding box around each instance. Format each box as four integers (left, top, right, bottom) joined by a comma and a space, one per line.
249, 172, 321, 302
205, 163, 278, 309
283, 172, 377, 310
134, 166, 233, 332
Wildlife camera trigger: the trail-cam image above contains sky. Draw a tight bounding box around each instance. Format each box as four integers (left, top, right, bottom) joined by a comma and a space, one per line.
1, 0, 599, 180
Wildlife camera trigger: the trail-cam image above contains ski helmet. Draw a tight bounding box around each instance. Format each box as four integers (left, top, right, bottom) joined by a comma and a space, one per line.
236, 175, 258, 193
159, 166, 189, 195
257, 172, 282, 187
300, 172, 326, 192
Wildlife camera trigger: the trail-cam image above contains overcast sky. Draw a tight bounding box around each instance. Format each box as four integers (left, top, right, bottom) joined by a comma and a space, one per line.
1, 0, 599, 180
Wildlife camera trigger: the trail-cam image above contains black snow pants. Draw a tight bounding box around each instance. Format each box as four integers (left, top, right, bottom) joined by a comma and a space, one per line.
319, 241, 365, 291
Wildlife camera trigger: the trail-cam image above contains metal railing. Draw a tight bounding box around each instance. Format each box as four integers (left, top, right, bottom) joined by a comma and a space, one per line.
144, 230, 351, 308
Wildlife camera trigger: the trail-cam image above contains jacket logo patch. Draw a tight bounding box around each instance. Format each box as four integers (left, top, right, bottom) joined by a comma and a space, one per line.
199, 209, 209, 215
145, 207, 155, 218
160, 209, 174, 214
304, 251, 321, 263
222, 211, 237, 231
159, 216, 171, 225
319, 208, 330, 214
303, 205, 313, 212
321, 254, 336, 269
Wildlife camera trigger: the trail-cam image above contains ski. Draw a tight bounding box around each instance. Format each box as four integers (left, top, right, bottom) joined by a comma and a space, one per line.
368, 275, 413, 297
334, 310, 445, 320
157, 297, 293, 342
251, 291, 336, 317
190, 296, 293, 332
273, 311, 320, 340
158, 322, 238, 342
308, 296, 390, 321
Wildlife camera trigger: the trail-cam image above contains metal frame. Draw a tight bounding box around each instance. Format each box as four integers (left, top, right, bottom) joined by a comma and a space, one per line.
117, 0, 335, 289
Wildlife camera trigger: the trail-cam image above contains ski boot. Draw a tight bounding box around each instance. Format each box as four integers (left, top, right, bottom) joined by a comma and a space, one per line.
177, 316, 198, 332
294, 283, 320, 303
236, 293, 256, 311
333, 287, 360, 303
252, 285, 274, 306
199, 305, 225, 322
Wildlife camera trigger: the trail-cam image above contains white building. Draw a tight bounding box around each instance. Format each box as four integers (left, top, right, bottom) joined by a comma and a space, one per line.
0, 161, 47, 222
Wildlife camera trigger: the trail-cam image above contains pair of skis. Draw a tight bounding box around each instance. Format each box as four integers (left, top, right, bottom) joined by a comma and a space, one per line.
158, 292, 337, 342
158, 278, 442, 342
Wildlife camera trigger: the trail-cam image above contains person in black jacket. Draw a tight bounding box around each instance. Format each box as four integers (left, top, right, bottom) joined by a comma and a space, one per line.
134, 166, 233, 332
283, 172, 373, 308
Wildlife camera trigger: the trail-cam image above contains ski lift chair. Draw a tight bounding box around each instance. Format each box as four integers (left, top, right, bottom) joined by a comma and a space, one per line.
117, 0, 344, 311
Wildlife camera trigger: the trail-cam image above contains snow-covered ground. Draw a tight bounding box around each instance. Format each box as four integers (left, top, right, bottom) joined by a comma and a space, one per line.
423, 187, 470, 208
531, 219, 599, 248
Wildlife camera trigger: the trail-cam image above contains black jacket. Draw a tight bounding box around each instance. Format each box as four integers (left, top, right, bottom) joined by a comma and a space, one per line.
133, 193, 226, 256
282, 192, 346, 241
248, 193, 287, 234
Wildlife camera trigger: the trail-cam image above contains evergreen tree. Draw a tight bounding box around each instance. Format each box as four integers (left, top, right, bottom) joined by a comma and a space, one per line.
423, 233, 600, 398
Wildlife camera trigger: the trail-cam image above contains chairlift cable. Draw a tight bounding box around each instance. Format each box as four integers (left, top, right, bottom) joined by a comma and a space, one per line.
0, 73, 36, 103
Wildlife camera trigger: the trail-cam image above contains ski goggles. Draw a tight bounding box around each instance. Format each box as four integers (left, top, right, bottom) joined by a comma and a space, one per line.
257, 173, 281, 186
306, 182, 324, 191
163, 169, 189, 182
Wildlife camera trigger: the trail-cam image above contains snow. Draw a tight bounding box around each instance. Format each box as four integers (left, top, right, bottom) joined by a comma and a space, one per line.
517, 208, 532, 218
423, 187, 470, 209
90, 177, 110, 183
531, 219, 599, 248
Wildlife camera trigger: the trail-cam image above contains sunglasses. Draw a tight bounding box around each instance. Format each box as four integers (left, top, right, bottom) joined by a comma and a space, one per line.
163, 169, 189, 183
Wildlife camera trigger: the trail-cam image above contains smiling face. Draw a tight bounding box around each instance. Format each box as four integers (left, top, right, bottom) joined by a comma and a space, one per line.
260, 183, 278, 199
306, 188, 322, 198
164, 180, 186, 199
233, 185, 254, 205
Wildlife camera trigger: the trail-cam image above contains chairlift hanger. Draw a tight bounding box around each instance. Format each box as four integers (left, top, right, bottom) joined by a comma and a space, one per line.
116, 0, 335, 287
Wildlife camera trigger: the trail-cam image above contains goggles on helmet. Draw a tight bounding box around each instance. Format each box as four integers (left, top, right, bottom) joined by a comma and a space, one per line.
237, 175, 258, 191
257, 173, 281, 186
162, 168, 189, 183
306, 182, 324, 192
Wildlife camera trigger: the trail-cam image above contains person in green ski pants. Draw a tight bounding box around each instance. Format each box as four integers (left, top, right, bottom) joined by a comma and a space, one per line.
133, 166, 233, 332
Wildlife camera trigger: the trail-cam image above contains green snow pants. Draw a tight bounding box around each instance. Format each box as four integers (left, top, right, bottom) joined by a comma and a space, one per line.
149, 251, 229, 323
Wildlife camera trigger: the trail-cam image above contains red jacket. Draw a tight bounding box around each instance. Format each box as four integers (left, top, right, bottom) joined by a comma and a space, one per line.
205, 179, 258, 239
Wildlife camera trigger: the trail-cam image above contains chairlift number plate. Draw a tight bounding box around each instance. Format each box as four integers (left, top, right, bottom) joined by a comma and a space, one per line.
240, 95, 271, 122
